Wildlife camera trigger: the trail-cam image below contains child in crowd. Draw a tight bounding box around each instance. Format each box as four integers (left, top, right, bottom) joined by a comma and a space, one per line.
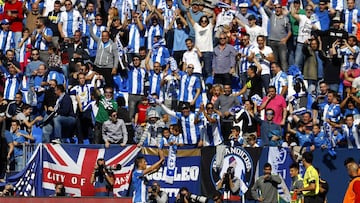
245, 133, 259, 148
18, 28, 31, 72
210, 84, 223, 104
330, 127, 346, 148
159, 125, 184, 149
134, 97, 150, 125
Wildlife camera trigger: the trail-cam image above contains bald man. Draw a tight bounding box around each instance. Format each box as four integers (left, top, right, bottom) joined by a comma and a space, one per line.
343, 162, 360, 203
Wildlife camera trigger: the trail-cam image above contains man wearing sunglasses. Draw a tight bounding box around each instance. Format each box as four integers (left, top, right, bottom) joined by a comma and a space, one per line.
102, 110, 128, 148
254, 108, 282, 147
212, 33, 236, 86
264, 1, 291, 72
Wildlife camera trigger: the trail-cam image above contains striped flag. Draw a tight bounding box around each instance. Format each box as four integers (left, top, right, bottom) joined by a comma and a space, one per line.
4, 145, 42, 196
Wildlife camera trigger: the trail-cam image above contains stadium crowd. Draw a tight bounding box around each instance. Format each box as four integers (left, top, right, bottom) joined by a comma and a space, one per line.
0, 0, 360, 200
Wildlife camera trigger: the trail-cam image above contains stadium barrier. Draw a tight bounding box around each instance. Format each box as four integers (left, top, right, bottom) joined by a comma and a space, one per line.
3, 144, 358, 203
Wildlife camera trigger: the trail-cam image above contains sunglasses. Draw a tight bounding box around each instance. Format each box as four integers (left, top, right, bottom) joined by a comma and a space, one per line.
266, 112, 274, 115
219, 37, 226, 40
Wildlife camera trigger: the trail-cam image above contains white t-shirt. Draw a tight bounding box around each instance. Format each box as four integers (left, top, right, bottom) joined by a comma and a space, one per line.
244, 25, 265, 46
182, 48, 202, 74
297, 14, 320, 43
250, 46, 273, 75
352, 76, 360, 90
194, 23, 214, 52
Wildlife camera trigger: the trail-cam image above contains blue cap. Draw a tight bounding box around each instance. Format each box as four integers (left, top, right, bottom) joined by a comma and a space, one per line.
1, 19, 10, 25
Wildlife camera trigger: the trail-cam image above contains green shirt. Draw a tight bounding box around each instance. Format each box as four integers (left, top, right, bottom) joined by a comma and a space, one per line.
95, 95, 118, 123
289, 9, 306, 36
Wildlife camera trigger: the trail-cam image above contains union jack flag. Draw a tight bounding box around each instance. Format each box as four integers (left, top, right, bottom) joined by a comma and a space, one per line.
3, 144, 140, 197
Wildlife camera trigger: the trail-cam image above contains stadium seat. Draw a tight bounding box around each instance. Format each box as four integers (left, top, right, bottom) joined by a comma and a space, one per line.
32, 126, 43, 144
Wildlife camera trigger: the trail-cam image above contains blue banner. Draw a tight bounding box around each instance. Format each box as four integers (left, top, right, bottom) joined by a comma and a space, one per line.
141, 147, 201, 203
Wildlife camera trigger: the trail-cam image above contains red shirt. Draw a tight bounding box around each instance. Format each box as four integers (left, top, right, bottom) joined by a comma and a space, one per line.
136, 104, 149, 125
3, 1, 23, 32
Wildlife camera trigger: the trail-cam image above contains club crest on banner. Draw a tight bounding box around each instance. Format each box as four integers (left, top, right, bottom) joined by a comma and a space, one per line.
210, 147, 253, 195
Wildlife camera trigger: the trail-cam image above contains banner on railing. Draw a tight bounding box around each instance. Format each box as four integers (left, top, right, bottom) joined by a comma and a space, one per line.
141, 147, 201, 203
3, 145, 355, 203
41, 144, 141, 197
200, 146, 263, 200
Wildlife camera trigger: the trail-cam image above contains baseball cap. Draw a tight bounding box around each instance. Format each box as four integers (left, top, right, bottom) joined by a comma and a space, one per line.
181, 103, 190, 109
148, 110, 160, 118
238, 2, 249, 7
332, 16, 341, 23
247, 15, 256, 21
133, 54, 141, 60
1, 19, 9, 25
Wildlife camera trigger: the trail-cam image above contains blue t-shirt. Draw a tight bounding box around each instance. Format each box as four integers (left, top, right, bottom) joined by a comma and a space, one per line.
9, 130, 28, 157
313, 131, 329, 148
314, 7, 330, 31
296, 131, 313, 147
344, 108, 359, 117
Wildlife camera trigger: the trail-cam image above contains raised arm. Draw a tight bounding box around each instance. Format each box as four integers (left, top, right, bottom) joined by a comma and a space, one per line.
143, 149, 164, 175
186, 10, 196, 27
290, 3, 300, 22
307, 0, 316, 9
153, 6, 164, 22
287, 123, 297, 134
263, 0, 274, 17
89, 23, 101, 42
160, 103, 176, 117
177, 0, 188, 12
253, 58, 262, 74
136, 14, 145, 31
178, 9, 188, 27
145, 50, 152, 71
235, 17, 246, 28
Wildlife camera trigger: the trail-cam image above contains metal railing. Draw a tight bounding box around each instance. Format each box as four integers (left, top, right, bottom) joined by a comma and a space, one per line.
13, 143, 39, 172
